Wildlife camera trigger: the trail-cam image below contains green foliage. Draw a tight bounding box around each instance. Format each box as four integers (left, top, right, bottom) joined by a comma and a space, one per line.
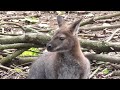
20, 47, 40, 57
13, 68, 23, 73
102, 68, 109, 74
56, 11, 65, 15
29, 47, 40, 53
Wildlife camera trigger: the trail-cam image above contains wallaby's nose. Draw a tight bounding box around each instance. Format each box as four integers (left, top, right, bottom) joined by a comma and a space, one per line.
46, 44, 53, 51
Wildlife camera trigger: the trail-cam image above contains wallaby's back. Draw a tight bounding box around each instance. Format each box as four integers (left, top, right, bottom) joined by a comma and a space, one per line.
28, 16, 90, 79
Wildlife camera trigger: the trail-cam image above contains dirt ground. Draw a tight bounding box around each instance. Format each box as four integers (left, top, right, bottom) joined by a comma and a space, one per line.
0, 11, 120, 79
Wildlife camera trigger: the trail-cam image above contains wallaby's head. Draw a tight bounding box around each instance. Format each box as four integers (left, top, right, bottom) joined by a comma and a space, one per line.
47, 16, 82, 52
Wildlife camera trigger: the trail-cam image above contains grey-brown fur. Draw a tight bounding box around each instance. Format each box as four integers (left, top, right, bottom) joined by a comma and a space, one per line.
27, 16, 90, 79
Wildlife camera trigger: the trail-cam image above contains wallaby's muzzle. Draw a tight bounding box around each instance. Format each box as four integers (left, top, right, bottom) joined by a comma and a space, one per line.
46, 43, 53, 51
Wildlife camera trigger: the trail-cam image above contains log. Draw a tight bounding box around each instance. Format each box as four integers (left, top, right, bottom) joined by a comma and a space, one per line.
85, 53, 120, 63
0, 33, 51, 47
0, 43, 36, 50
16, 57, 37, 65
80, 39, 120, 53
0, 49, 28, 65
94, 12, 120, 20
1, 33, 120, 53
80, 24, 120, 31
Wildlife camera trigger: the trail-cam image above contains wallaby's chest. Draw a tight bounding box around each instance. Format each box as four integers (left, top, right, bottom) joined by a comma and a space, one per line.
45, 61, 82, 79
57, 58, 82, 79
45, 55, 83, 79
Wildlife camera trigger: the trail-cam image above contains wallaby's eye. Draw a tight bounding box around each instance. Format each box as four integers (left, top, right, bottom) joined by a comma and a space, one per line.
59, 37, 65, 41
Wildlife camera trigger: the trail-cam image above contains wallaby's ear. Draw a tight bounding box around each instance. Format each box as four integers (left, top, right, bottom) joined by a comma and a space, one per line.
57, 15, 65, 27
69, 18, 82, 36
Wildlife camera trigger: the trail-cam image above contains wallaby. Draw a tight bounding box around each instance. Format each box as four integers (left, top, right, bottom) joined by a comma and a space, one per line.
27, 16, 90, 79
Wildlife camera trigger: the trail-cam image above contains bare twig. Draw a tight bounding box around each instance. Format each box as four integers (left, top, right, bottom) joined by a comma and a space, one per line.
96, 18, 120, 23
106, 28, 120, 42
0, 64, 11, 71
89, 66, 101, 79
1, 16, 25, 20
2, 71, 15, 79
78, 33, 106, 38
104, 72, 113, 78
111, 64, 120, 69
0, 22, 39, 33
0, 22, 25, 31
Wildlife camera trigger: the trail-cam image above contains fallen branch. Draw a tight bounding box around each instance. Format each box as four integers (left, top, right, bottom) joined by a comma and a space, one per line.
80, 24, 120, 31
5, 49, 120, 65
1, 33, 120, 53
1, 16, 25, 20
78, 33, 106, 38
80, 39, 120, 53
0, 22, 25, 31
0, 43, 36, 50
94, 12, 120, 20
80, 12, 120, 26
85, 53, 120, 63
89, 66, 101, 79
24, 27, 39, 33
80, 18, 94, 26
2, 32, 120, 53
0, 22, 39, 33
0, 35, 26, 44
31, 27, 52, 32
0, 13, 41, 21
96, 18, 120, 23
0, 33, 51, 47
106, 28, 120, 42
0, 49, 28, 65
0, 32, 22, 36
13, 52, 120, 65
16, 56, 37, 65
0, 64, 11, 71
0, 35, 13, 38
